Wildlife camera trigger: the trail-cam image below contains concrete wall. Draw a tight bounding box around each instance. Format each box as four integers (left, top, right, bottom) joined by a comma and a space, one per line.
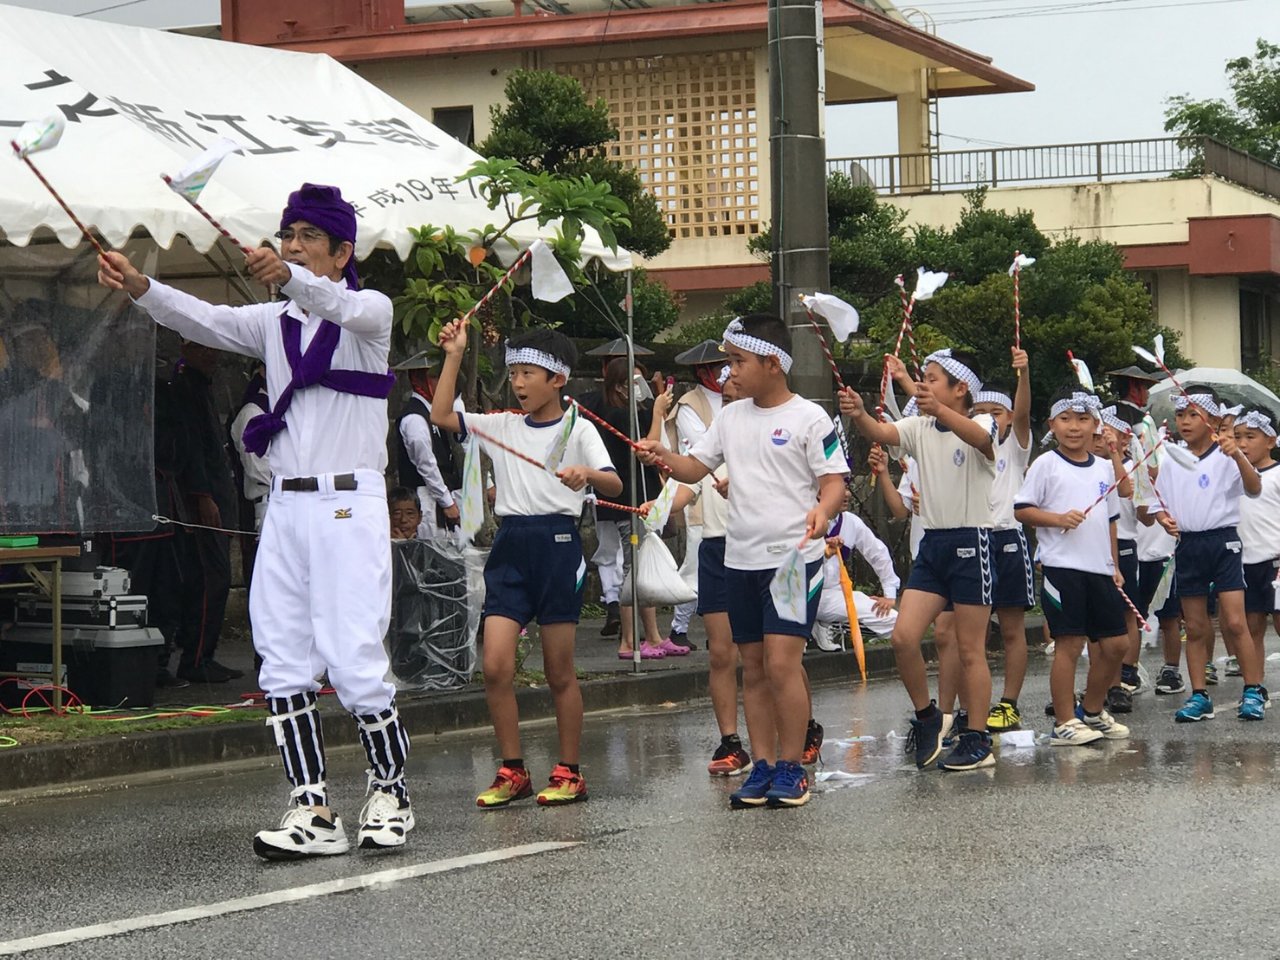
885, 176, 1280, 247
1146, 269, 1241, 368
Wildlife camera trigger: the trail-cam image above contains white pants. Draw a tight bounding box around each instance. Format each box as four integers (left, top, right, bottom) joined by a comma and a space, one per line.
816, 580, 898, 638
671, 522, 703, 634
251, 469, 394, 715
593, 517, 629, 605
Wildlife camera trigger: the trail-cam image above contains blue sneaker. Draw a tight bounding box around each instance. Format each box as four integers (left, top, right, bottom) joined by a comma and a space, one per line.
904, 704, 945, 770
939, 730, 995, 771
729, 759, 773, 808
765, 760, 811, 808
1239, 685, 1266, 721
1175, 691, 1215, 723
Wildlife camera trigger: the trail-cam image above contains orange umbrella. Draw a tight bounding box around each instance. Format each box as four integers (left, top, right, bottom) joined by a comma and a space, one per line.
828, 543, 866, 683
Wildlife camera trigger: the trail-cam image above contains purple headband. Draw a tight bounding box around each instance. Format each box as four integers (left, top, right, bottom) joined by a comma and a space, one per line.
281, 183, 359, 290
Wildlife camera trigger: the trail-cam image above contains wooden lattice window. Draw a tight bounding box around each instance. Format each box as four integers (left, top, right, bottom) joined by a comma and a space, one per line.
561, 50, 760, 240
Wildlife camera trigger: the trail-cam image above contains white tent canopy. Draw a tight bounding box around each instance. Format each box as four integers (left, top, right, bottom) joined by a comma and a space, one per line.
0, 5, 631, 270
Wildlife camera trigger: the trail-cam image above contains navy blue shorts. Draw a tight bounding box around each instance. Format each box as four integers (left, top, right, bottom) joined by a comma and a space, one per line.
483, 515, 586, 627
1041, 566, 1128, 642
1137, 558, 1179, 621
697, 536, 728, 616
907, 528, 995, 608
1174, 526, 1245, 597
1244, 558, 1280, 614
990, 527, 1034, 609
1116, 539, 1139, 600
725, 558, 823, 644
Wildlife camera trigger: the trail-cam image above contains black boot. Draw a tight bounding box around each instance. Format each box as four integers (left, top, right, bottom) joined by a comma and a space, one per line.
600, 601, 621, 637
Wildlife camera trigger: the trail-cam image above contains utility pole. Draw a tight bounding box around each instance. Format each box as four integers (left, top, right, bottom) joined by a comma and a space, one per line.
768, 0, 832, 408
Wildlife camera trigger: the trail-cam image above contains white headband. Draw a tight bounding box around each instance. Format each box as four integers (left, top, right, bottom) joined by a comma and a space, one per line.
1050, 391, 1103, 420
1220, 403, 1244, 418
722, 318, 793, 374
505, 343, 571, 378
1174, 393, 1220, 417
1239, 410, 1277, 437
1099, 405, 1130, 434
717, 364, 731, 387
924, 349, 982, 394
903, 397, 919, 418
975, 390, 1012, 410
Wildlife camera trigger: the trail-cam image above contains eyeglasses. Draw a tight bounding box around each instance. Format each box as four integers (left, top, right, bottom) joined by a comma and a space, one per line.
274, 228, 330, 245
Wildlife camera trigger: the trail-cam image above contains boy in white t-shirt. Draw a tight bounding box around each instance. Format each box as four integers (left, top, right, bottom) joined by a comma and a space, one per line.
1233, 407, 1279, 702
971, 348, 1033, 732
1139, 386, 1264, 722
1015, 386, 1131, 745
841, 348, 999, 772
1099, 404, 1144, 713
639, 314, 848, 808
433, 321, 621, 808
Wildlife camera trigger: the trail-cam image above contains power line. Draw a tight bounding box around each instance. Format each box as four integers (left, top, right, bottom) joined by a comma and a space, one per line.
75, 0, 152, 16
932, 0, 1258, 24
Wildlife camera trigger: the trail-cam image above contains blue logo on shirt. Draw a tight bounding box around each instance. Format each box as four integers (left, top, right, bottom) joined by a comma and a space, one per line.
1099, 481, 1109, 496
1198, 473, 1210, 489
953, 449, 966, 467
771, 428, 791, 447
997, 458, 1007, 474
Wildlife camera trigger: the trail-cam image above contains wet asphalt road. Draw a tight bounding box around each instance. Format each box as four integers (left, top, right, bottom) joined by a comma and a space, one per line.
3, 653, 1280, 960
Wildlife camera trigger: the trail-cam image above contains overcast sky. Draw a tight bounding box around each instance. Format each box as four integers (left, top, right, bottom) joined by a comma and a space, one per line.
1, 0, 1271, 157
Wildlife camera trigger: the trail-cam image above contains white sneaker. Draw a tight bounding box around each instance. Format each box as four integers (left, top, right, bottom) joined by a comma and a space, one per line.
1080, 708, 1130, 740
253, 806, 350, 861
811, 622, 841, 652
358, 791, 415, 850
1050, 718, 1103, 747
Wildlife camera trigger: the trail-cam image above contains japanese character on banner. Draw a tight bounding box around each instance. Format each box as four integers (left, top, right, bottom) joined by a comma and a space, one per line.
368, 188, 404, 208
349, 118, 437, 150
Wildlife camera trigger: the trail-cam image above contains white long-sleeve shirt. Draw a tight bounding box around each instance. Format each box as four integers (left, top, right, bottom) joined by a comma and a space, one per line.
229, 402, 272, 501
398, 394, 457, 509
825, 510, 901, 599
134, 264, 392, 478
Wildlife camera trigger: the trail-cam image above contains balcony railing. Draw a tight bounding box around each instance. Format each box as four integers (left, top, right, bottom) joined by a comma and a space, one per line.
826, 136, 1280, 200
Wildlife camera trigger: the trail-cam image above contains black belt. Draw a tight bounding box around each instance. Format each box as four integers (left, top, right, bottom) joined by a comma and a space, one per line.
280, 473, 358, 492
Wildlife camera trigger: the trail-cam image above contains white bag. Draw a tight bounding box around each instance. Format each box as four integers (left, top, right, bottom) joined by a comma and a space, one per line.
619, 532, 696, 606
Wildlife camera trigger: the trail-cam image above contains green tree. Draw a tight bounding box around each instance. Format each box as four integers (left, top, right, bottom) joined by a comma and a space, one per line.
1165, 39, 1280, 169
690, 178, 1187, 412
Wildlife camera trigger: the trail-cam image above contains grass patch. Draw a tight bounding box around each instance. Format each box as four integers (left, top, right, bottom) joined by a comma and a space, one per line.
0, 705, 263, 747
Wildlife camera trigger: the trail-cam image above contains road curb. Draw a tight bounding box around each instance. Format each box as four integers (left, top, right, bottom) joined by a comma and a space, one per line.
1, 641, 935, 795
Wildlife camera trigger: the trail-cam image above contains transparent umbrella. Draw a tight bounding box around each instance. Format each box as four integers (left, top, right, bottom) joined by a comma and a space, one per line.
1148, 368, 1280, 429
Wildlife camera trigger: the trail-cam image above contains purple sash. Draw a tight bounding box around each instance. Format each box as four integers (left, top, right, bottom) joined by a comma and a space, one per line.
242, 311, 394, 457
827, 513, 852, 563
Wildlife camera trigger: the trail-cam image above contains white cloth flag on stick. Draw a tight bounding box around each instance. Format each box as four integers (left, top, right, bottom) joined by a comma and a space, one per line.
458, 436, 487, 544
165, 138, 244, 200
12, 112, 65, 158
769, 543, 819, 625
542, 404, 578, 474
800, 292, 860, 343
529, 238, 574, 303
642, 478, 681, 534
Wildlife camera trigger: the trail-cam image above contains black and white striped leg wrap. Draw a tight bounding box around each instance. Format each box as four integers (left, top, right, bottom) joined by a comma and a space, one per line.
356, 702, 410, 803
266, 692, 328, 808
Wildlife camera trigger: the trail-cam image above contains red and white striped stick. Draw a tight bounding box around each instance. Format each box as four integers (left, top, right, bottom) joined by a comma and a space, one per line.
12, 141, 107, 256
564, 396, 671, 473
797, 296, 846, 390
468, 422, 647, 514
1013, 249, 1022, 352
1116, 583, 1150, 633
1081, 436, 1165, 517
162, 174, 252, 255
461, 246, 534, 326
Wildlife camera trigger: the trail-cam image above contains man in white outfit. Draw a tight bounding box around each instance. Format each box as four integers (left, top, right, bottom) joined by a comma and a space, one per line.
812, 496, 901, 649
392, 352, 462, 541
98, 183, 413, 860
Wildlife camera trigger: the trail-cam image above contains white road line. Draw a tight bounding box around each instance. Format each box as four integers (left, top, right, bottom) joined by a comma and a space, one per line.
0, 841, 579, 956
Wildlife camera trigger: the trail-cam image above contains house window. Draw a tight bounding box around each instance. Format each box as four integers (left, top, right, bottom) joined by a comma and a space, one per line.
433, 106, 475, 147
559, 50, 760, 241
